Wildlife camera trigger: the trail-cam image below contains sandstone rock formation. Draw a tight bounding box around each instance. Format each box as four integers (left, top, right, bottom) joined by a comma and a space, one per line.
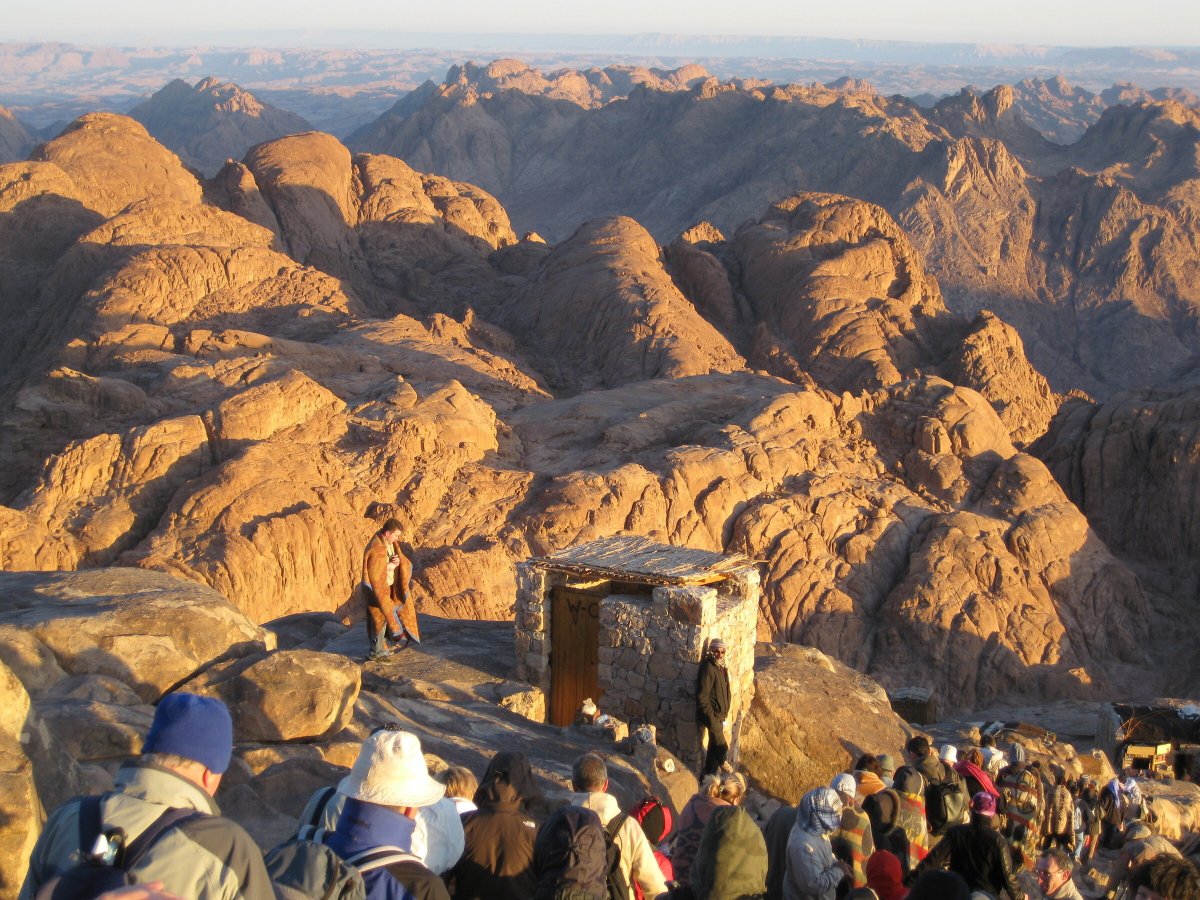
130, 77, 311, 175
351, 61, 1200, 396
739, 644, 912, 802
0, 113, 1180, 717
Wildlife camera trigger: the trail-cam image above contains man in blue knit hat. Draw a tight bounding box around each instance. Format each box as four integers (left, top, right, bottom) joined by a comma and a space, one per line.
20, 692, 273, 900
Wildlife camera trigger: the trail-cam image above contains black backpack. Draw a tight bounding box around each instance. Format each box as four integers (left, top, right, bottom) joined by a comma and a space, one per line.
264, 824, 418, 900
603, 813, 632, 900
924, 778, 967, 836
43, 794, 203, 900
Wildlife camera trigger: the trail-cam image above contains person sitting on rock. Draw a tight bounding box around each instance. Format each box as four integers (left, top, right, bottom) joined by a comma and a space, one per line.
322, 728, 451, 900
674, 771, 746, 893
904, 792, 1022, 900
831, 773, 876, 888
439, 766, 479, 816
296, 724, 465, 875
450, 750, 543, 900
696, 637, 732, 777
531, 805, 608, 900
567, 753, 668, 900
783, 786, 852, 900
20, 693, 274, 900
1033, 847, 1083, 900
360, 518, 418, 662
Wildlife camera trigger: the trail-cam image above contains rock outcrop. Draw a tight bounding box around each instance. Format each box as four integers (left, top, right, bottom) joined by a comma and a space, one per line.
739, 644, 912, 802
0, 107, 34, 163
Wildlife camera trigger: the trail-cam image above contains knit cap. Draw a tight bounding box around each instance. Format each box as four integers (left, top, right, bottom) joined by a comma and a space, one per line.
142, 693, 233, 774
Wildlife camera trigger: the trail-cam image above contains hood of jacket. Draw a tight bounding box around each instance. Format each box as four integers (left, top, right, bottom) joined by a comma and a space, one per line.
691, 805, 768, 900
475, 751, 543, 811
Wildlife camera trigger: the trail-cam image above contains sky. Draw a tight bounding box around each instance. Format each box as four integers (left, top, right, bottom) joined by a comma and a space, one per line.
4, 0, 1199, 47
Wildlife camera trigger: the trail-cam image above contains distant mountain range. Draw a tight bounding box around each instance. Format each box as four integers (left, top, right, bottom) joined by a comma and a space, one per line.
2, 38, 1199, 131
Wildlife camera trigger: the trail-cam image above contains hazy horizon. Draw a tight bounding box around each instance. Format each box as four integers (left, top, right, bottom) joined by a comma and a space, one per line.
7, 0, 1200, 48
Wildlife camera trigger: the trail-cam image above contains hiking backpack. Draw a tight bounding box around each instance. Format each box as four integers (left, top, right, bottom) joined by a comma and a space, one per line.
40, 794, 204, 900
264, 825, 420, 900
603, 812, 632, 900
924, 778, 967, 836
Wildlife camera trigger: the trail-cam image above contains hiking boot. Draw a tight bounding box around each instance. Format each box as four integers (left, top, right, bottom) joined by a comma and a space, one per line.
366, 649, 393, 663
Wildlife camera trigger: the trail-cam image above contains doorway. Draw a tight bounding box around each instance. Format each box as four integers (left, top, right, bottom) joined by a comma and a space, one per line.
548, 587, 601, 726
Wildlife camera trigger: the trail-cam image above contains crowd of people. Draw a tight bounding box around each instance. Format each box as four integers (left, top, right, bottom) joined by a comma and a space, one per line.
17, 688, 1200, 900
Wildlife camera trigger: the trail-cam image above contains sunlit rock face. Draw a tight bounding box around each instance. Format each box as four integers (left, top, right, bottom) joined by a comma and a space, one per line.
0, 114, 1182, 714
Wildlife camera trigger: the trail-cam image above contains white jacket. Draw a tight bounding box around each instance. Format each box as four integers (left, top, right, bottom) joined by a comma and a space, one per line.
568, 791, 668, 899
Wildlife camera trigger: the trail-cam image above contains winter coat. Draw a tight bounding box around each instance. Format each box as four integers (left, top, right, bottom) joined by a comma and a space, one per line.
19, 762, 274, 900
1047, 785, 1073, 837
674, 793, 730, 888
568, 791, 668, 900
360, 532, 419, 641
299, 788, 465, 874
891, 789, 932, 872
532, 805, 607, 900
324, 798, 449, 900
762, 805, 796, 900
906, 815, 1021, 900
697, 658, 732, 726
691, 805, 768, 900
863, 790, 912, 876
782, 825, 842, 900
451, 753, 542, 900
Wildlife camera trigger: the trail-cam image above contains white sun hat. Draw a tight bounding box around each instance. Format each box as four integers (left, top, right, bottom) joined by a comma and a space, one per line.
940, 744, 959, 765
338, 729, 446, 808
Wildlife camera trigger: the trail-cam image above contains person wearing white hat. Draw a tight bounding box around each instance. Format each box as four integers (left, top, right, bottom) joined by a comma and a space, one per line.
939, 745, 959, 766
323, 729, 451, 900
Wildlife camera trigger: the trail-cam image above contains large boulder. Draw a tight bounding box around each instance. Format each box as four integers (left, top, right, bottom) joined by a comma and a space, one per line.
0, 662, 40, 900
738, 643, 912, 803
0, 569, 269, 702
179, 649, 360, 742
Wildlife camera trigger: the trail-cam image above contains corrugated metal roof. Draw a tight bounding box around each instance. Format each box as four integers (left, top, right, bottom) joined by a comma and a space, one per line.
531, 535, 756, 585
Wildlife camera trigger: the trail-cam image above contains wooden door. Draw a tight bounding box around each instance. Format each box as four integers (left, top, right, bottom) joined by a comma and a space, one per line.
548, 587, 601, 726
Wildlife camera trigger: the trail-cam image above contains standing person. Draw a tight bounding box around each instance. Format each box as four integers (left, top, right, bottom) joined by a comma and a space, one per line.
865, 850, 907, 900
20, 693, 274, 900
1033, 848, 1084, 900
1098, 778, 1126, 850
996, 755, 1044, 863
439, 767, 479, 816
904, 792, 1022, 900
322, 729, 451, 900
890, 767, 933, 873
567, 753, 668, 900
1075, 781, 1099, 864
953, 749, 1000, 804
784, 787, 852, 900
863, 789, 912, 877
360, 518, 418, 662
1043, 772, 1075, 853
763, 802, 798, 900
979, 736, 1005, 780
451, 751, 543, 900
675, 772, 745, 892
831, 773, 875, 888
696, 638, 732, 777
904, 738, 950, 787
630, 798, 675, 897
1121, 775, 1144, 822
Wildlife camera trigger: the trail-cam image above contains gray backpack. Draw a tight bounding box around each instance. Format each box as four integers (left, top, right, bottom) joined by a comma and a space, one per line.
264, 826, 418, 900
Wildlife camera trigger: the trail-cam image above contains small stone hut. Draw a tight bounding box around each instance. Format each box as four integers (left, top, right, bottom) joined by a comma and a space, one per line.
515, 536, 759, 766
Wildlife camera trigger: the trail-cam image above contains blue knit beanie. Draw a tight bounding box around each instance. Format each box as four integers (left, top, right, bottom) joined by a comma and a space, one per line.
142, 693, 233, 774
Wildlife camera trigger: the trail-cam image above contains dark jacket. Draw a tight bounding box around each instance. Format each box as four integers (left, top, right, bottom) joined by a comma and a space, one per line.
906, 814, 1021, 900
691, 805, 768, 900
762, 805, 797, 900
451, 752, 541, 900
324, 797, 450, 900
913, 754, 951, 786
697, 658, 731, 723
863, 790, 912, 877
532, 805, 607, 900
674, 793, 730, 889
